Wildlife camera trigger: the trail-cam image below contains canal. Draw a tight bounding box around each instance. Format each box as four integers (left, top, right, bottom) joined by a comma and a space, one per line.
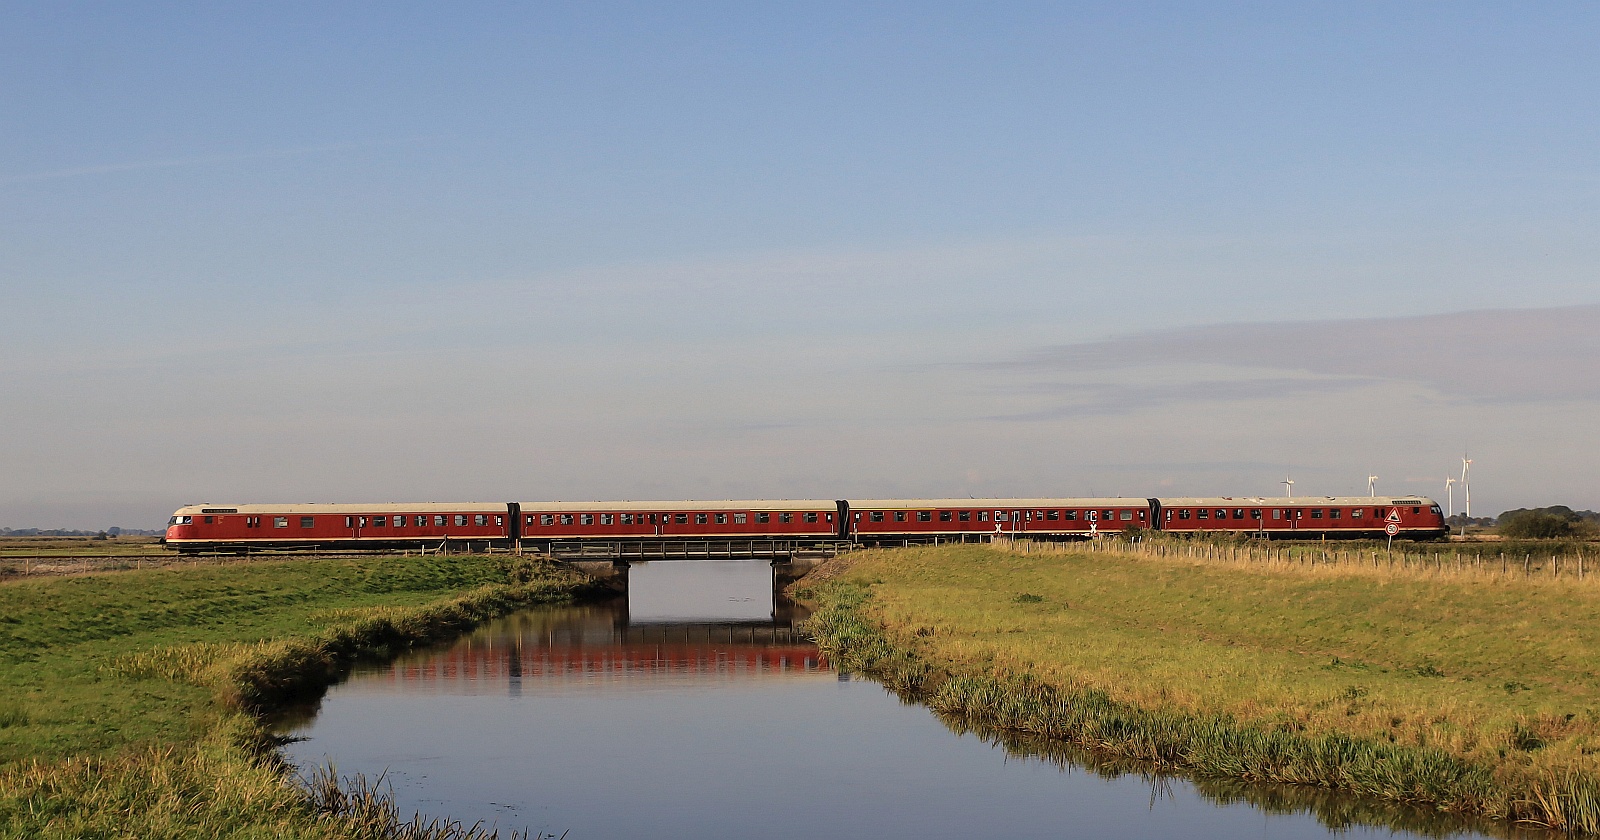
278, 559, 1511, 839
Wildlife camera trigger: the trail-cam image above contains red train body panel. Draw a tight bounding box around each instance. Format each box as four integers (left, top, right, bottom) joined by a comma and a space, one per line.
1156, 497, 1447, 539
518, 500, 841, 542
164, 494, 1448, 551
163, 503, 509, 550
848, 498, 1150, 541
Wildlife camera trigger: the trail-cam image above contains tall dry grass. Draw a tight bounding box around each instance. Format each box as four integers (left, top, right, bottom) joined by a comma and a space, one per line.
799, 543, 1600, 834
1, 554, 591, 839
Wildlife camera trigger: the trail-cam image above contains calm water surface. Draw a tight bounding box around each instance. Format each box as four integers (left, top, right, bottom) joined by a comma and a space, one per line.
279, 560, 1513, 840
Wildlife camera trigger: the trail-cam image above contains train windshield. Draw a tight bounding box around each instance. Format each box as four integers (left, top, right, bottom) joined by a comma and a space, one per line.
168, 516, 192, 525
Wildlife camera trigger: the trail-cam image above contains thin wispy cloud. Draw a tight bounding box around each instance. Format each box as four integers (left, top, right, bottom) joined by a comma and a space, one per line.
0, 136, 440, 187
1005, 305, 1600, 407
989, 376, 1378, 421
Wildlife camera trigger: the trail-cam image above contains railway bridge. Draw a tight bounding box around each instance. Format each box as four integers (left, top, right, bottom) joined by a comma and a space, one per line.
546, 539, 850, 592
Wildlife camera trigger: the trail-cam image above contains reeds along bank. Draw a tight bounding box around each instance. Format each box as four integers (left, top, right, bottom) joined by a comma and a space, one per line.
1004, 535, 1599, 583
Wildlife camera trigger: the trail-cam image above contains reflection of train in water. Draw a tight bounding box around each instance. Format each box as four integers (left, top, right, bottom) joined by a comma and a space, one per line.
377, 605, 830, 692
164, 495, 1447, 552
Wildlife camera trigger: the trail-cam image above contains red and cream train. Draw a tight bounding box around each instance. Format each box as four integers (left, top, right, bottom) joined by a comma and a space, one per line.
164, 495, 1448, 552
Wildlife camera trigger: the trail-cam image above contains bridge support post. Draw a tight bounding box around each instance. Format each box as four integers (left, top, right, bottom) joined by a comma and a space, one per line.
771, 555, 827, 591
566, 559, 629, 593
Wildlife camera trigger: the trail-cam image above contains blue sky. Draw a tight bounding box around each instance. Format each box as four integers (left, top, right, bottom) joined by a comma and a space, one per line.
2, 3, 1597, 528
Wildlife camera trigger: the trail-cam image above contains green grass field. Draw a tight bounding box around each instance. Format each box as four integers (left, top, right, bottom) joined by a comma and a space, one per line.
0, 554, 590, 838
798, 542, 1600, 832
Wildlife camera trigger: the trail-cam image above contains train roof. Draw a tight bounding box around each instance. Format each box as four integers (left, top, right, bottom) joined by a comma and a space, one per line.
847, 498, 1146, 509
173, 503, 509, 515
517, 500, 838, 512
1155, 496, 1437, 506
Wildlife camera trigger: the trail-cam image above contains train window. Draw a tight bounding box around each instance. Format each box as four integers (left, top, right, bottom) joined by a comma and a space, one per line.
595, 514, 609, 525
1251, 509, 1262, 519
525, 515, 535, 526
1233, 509, 1244, 519
580, 514, 594, 525
756, 513, 770, 523
1120, 510, 1133, 521
959, 511, 971, 521
1214, 509, 1226, 519
1413, 506, 1421, 514
203, 515, 214, 524
1331, 509, 1342, 520
1273, 509, 1282, 519
560, 514, 574, 525
1197, 509, 1209, 520
895, 511, 907, 522
803, 512, 819, 523
274, 517, 288, 528
870, 512, 884, 522
694, 514, 708, 524
1139, 509, 1147, 519
1295, 510, 1303, 519
540, 515, 553, 526
918, 511, 932, 522
495, 516, 503, 526
714, 513, 727, 524
301, 517, 315, 528
1102, 510, 1115, 521
1046, 510, 1059, 521
827, 513, 833, 522
940, 511, 953, 521
1311, 509, 1323, 519
1178, 510, 1190, 520
431, 515, 442, 527
734, 513, 747, 524
779, 513, 792, 523
375, 516, 388, 528
345, 516, 354, 528
1352, 509, 1363, 518
358, 517, 368, 528
1064, 510, 1077, 520
994, 511, 1008, 521
620, 514, 632, 524
978, 512, 989, 521
394, 516, 406, 528
474, 515, 487, 526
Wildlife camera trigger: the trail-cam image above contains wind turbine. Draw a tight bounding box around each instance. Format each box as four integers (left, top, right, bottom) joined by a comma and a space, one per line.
1445, 477, 1456, 528
1281, 477, 1295, 498
1460, 456, 1472, 535
1368, 475, 1379, 497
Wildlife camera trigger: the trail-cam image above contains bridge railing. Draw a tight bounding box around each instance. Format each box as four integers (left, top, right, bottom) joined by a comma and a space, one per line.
544, 540, 853, 561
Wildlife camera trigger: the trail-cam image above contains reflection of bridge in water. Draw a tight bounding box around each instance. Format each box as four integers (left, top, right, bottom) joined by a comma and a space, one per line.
375, 604, 831, 693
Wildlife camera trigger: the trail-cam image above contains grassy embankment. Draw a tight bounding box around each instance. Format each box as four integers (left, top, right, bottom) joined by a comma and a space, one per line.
797, 542, 1600, 833
0, 553, 594, 839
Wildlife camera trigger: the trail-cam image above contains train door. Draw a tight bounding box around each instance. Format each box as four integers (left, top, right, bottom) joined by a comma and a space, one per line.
345, 515, 364, 541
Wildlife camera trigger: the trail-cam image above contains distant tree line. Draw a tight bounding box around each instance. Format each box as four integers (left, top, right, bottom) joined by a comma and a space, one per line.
0, 527, 163, 537
1496, 507, 1600, 539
